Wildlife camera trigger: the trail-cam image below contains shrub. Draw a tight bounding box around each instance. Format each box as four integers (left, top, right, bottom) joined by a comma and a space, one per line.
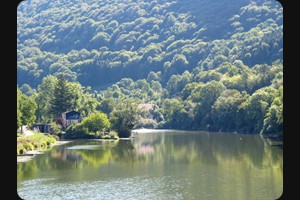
109, 130, 118, 137
50, 122, 62, 135
101, 135, 112, 139
23, 143, 34, 151
32, 142, 39, 149
47, 136, 57, 143
100, 132, 120, 140
64, 123, 91, 139
50, 134, 59, 141
40, 141, 47, 147
117, 129, 132, 138
17, 133, 57, 153
19, 148, 26, 155
17, 143, 24, 155
113, 135, 120, 140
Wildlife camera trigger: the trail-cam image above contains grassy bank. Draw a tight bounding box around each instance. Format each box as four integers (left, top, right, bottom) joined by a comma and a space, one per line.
17, 133, 58, 155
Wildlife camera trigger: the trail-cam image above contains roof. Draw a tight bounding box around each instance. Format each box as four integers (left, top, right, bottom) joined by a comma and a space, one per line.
62, 110, 81, 120
62, 110, 80, 114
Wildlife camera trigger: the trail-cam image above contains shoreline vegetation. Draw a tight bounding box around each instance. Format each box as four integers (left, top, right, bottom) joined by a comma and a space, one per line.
17, 128, 282, 163
17, 130, 120, 163
17, 140, 72, 163
17, 132, 59, 163
17, 132, 58, 155
62, 128, 120, 140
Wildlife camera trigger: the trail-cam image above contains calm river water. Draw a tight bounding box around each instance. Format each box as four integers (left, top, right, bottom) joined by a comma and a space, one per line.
17, 130, 282, 200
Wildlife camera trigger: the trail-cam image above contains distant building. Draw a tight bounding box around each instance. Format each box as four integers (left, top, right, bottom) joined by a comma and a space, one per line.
61, 110, 81, 127
137, 103, 157, 119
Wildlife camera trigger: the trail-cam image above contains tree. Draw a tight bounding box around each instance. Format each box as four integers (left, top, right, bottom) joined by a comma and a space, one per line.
194, 70, 222, 83
110, 98, 140, 138
80, 111, 110, 133
19, 93, 37, 131
162, 98, 189, 129
97, 98, 116, 116
147, 71, 161, 82
262, 86, 283, 135
162, 98, 183, 122
35, 75, 58, 123
181, 82, 201, 100
79, 97, 98, 117
63, 83, 99, 117
241, 88, 275, 133
192, 81, 226, 129
20, 84, 35, 96
167, 75, 183, 96
50, 75, 78, 118
17, 86, 22, 130
211, 89, 247, 131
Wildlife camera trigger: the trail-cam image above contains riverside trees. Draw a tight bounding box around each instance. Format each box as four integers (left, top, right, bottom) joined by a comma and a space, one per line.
17, 0, 283, 136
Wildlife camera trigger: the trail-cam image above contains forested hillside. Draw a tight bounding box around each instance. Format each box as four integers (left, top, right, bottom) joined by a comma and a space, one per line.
17, 0, 282, 88
17, 0, 283, 134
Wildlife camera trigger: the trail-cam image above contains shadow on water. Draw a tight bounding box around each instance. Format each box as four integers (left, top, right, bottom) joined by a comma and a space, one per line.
263, 135, 283, 150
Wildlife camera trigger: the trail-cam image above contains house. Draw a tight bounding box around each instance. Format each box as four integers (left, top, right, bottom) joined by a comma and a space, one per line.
61, 110, 81, 127
137, 103, 157, 119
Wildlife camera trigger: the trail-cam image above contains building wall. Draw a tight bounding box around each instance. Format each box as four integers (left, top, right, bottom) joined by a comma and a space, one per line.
66, 119, 79, 127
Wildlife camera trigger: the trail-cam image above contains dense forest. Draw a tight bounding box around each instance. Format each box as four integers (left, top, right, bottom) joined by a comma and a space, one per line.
17, 0, 283, 135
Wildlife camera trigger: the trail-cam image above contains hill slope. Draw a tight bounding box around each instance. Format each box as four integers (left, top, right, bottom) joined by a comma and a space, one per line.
17, 0, 282, 88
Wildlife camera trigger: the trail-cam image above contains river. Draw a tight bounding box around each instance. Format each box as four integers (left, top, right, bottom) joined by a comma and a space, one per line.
17, 130, 283, 200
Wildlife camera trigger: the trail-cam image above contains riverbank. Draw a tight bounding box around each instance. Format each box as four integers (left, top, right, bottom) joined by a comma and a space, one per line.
17, 132, 73, 163
17, 132, 58, 154
17, 140, 72, 163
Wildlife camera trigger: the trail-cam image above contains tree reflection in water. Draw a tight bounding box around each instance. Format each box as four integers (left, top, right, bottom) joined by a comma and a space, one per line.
18, 131, 282, 199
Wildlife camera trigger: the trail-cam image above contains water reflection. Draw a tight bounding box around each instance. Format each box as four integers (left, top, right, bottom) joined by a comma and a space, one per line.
18, 131, 282, 200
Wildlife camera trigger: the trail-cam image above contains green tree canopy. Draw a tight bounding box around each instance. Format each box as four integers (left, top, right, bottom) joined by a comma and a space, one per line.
19, 92, 37, 129
211, 89, 247, 131
17, 86, 22, 130
35, 75, 58, 123
80, 111, 110, 133
110, 98, 140, 138
50, 75, 79, 118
